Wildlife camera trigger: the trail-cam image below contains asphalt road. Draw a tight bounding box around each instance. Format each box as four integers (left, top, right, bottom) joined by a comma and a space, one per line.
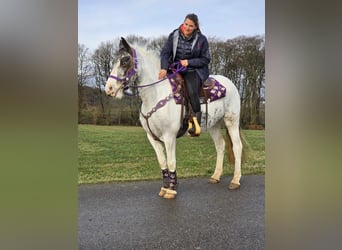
78, 175, 264, 250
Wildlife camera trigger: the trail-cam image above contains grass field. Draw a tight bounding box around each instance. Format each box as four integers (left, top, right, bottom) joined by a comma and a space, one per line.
78, 125, 265, 184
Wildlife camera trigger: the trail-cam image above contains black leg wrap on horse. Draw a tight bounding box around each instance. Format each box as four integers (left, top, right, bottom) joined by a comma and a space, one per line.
169, 170, 177, 190
162, 169, 170, 188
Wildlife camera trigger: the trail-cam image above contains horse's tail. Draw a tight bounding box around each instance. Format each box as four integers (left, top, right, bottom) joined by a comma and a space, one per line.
225, 128, 246, 165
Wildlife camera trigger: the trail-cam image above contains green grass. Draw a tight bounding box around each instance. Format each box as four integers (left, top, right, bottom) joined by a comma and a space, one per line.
78, 125, 265, 184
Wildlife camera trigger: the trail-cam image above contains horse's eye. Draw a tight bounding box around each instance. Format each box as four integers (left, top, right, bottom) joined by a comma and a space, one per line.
120, 56, 131, 66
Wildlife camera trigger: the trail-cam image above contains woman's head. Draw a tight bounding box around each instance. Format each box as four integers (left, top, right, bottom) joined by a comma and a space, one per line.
182, 13, 200, 37
184, 13, 199, 28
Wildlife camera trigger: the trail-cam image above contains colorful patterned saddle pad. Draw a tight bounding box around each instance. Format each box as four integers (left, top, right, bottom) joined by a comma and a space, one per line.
169, 75, 226, 105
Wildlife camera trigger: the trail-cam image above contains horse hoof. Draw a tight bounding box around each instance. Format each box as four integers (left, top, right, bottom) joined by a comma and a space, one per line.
163, 189, 177, 199
158, 187, 168, 197
163, 193, 176, 199
208, 178, 220, 184
228, 182, 240, 190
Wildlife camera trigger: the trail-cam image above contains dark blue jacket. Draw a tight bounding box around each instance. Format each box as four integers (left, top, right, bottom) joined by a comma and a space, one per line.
160, 28, 211, 81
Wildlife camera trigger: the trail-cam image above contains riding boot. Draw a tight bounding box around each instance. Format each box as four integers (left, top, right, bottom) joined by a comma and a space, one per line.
196, 111, 202, 129
188, 112, 201, 136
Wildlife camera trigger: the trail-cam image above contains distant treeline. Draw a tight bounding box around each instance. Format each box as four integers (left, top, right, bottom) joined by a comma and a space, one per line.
78, 34, 265, 128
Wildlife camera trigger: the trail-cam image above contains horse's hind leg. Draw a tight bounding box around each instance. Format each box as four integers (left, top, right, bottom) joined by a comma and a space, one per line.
146, 134, 169, 196
208, 124, 226, 183
224, 115, 243, 189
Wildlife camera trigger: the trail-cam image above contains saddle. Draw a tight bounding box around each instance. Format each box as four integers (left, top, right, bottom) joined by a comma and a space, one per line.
169, 74, 227, 105
201, 77, 227, 103
168, 74, 227, 137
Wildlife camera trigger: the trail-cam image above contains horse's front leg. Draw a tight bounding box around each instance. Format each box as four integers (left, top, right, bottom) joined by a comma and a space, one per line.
162, 136, 177, 199
145, 133, 170, 196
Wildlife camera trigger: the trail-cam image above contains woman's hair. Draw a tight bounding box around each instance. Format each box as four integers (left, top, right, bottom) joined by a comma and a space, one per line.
184, 13, 200, 30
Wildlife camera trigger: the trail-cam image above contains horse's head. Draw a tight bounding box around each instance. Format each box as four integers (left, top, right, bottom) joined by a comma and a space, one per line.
105, 37, 138, 98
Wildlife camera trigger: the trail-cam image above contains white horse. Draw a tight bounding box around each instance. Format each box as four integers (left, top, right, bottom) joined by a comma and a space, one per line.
105, 38, 243, 199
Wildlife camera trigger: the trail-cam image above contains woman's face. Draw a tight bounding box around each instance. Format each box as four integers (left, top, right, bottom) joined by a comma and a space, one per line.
182, 18, 197, 37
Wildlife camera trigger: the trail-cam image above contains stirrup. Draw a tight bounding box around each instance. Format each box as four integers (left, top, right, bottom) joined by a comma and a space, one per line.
188, 117, 200, 136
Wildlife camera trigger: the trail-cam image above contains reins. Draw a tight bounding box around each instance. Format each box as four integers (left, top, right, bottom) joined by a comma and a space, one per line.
130, 62, 186, 90
108, 49, 187, 141
109, 49, 186, 92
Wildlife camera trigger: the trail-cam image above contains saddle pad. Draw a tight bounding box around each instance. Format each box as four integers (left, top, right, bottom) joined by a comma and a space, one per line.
169, 76, 226, 104
203, 77, 226, 102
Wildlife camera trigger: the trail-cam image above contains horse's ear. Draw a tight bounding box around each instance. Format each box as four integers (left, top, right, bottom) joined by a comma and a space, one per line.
119, 37, 131, 53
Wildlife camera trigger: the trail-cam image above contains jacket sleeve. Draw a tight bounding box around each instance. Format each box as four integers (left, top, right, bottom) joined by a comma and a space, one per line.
187, 35, 211, 68
160, 32, 174, 70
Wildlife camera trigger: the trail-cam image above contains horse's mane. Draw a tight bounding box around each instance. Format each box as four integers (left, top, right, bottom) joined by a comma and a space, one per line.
131, 42, 160, 61
130, 42, 161, 79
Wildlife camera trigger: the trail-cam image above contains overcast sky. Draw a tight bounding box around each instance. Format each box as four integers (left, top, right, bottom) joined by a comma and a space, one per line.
78, 0, 265, 51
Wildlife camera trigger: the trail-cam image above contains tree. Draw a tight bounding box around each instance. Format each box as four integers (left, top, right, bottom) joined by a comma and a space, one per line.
91, 41, 117, 124
236, 36, 265, 127
78, 43, 92, 121
148, 36, 167, 51
208, 37, 223, 75
207, 35, 265, 127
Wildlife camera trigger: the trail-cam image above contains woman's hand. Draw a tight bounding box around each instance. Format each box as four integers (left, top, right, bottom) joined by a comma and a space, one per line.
180, 60, 189, 67
158, 69, 167, 79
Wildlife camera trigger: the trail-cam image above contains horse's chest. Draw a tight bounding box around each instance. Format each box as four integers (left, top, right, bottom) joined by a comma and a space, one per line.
139, 110, 179, 133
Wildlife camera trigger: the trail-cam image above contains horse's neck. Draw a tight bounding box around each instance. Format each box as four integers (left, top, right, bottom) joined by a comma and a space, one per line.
139, 75, 170, 110
136, 48, 159, 82
136, 48, 170, 108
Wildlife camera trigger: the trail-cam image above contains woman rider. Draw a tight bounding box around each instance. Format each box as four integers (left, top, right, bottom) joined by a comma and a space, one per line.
158, 13, 211, 136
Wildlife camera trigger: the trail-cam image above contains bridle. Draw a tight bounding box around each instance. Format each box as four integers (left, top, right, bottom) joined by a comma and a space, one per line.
108, 49, 138, 96
108, 49, 186, 96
